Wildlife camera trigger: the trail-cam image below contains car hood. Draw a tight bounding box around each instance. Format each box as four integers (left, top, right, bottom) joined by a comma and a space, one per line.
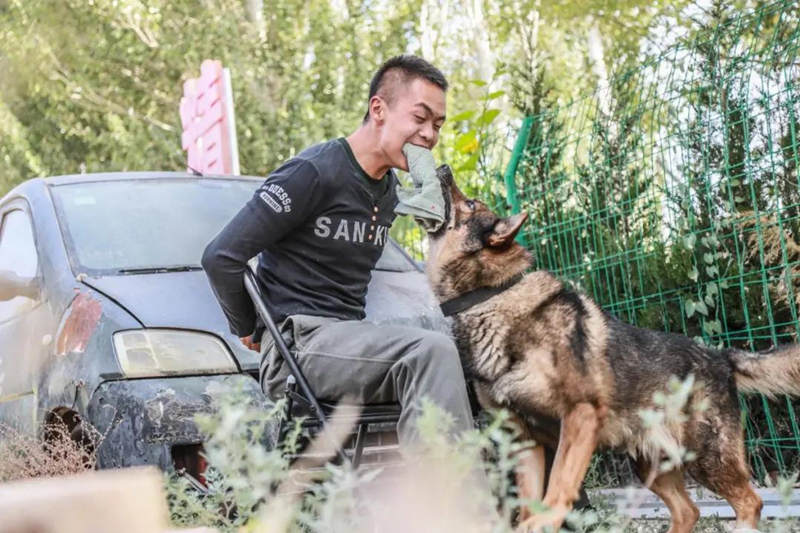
81, 269, 449, 372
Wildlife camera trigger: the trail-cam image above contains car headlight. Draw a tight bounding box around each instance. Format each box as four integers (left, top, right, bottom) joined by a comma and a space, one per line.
112, 329, 238, 378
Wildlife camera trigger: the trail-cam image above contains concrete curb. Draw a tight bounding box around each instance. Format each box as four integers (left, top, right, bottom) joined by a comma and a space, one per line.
592, 487, 800, 519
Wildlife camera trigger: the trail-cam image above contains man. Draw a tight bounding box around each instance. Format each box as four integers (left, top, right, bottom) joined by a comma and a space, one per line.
202, 55, 474, 446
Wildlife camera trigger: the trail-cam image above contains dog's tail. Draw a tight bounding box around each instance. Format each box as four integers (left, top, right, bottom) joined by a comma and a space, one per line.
729, 345, 800, 398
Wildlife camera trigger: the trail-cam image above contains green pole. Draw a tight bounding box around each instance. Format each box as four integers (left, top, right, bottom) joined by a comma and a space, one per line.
503, 115, 533, 244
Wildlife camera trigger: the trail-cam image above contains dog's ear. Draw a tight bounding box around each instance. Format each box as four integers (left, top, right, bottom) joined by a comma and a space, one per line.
487, 212, 528, 248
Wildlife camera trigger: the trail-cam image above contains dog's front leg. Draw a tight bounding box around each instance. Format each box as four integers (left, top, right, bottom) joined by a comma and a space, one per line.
515, 434, 545, 521
519, 402, 601, 532
474, 385, 547, 522
474, 385, 547, 523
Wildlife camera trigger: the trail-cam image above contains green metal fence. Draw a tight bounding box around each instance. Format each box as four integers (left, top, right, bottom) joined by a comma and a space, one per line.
504, 0, 800, 484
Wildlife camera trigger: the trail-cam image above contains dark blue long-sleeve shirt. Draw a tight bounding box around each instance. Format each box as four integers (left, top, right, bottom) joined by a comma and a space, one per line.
202, 138, 399, 338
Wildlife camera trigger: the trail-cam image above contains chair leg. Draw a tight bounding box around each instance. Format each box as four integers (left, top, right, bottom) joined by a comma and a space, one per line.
285, 375, 297, 411
352, 423, 367, 468
278, 376, 297, 449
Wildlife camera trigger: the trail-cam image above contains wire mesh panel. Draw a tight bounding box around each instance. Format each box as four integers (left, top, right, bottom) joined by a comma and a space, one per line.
506, 0, 800, 484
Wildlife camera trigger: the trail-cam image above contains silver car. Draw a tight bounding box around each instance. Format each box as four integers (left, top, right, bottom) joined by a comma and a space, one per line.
0, 172, 445, 478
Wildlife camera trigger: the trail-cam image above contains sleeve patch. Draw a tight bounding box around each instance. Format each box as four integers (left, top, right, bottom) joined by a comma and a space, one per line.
259, 184, 293, 213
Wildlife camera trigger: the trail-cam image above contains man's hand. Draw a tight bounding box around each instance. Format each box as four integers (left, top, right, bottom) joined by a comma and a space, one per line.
240, 335, 261, 352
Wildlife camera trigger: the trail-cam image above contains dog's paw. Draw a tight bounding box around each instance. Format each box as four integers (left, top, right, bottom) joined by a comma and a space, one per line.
516, 506, 569, 533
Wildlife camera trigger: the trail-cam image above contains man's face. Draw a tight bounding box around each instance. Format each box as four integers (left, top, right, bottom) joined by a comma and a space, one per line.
373, 78, 446, 171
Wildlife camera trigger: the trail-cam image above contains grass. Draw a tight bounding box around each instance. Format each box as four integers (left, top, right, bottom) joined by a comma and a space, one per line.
164, 379, 800, 532
1, 380, 800, 531
0, 416, 99, 482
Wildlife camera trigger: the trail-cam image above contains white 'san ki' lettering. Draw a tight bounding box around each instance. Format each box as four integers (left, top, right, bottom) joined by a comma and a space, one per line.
314, 216, 388, 246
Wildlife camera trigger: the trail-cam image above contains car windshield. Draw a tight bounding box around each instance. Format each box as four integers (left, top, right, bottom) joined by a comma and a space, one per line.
50, 177, 416, 275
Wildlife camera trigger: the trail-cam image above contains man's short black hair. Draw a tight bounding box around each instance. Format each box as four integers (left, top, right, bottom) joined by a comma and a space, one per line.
363, 55, 448, 122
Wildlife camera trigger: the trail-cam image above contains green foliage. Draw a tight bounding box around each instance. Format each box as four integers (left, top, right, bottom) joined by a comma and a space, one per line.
167, 389, 287, 530
1, 0, 706, 262
506, 0, 800, 484
164, 388, 541, 532
170, 379, 800, 531
0, 0, 423, 189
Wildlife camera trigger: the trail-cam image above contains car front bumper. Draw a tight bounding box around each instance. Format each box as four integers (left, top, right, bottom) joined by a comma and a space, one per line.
86, 373, 271, 470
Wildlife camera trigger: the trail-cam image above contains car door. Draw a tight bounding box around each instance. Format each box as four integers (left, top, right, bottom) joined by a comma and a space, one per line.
0, 202, 49, 431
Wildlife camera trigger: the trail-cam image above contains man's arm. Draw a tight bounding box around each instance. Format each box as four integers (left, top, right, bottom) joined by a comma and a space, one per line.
201, 158, 321, 340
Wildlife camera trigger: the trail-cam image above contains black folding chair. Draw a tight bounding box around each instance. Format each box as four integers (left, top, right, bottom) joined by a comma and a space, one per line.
243, 266, 401, 467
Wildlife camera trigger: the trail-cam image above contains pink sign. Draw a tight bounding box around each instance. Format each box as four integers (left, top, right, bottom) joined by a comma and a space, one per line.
180, 60, 239, 175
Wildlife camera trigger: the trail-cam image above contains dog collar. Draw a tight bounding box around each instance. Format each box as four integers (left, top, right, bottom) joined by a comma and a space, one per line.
440, 274, 524, 317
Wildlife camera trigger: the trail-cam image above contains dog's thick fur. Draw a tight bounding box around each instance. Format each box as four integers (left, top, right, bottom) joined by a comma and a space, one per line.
427, 166, 800, 532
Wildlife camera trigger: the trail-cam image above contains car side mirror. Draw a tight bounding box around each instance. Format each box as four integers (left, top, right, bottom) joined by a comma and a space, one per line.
0, 270, 40, 301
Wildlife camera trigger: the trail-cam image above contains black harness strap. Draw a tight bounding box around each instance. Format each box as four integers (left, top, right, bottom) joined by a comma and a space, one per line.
440, 273, 524, 317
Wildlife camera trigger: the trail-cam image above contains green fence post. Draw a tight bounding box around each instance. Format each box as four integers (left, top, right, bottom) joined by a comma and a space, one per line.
503, 115, 533, 246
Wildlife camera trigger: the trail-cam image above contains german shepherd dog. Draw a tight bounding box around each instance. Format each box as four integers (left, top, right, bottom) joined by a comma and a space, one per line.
426, 166, 800, 532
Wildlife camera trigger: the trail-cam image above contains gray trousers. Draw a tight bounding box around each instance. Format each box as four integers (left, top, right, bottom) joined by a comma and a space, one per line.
259, 314, 474, 447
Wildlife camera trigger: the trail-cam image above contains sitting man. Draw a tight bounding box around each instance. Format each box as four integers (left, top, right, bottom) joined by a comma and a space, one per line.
202, 55, 473, 447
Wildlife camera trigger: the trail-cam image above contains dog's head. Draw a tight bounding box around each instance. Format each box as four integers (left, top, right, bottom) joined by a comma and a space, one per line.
426, 165, 532, 300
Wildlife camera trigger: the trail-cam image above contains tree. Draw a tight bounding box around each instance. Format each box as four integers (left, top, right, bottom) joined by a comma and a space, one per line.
0, 0, 423, 191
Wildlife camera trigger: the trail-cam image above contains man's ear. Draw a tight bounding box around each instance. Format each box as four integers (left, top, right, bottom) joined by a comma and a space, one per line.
369, 95, 386, 122
487, 212, 528, 248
